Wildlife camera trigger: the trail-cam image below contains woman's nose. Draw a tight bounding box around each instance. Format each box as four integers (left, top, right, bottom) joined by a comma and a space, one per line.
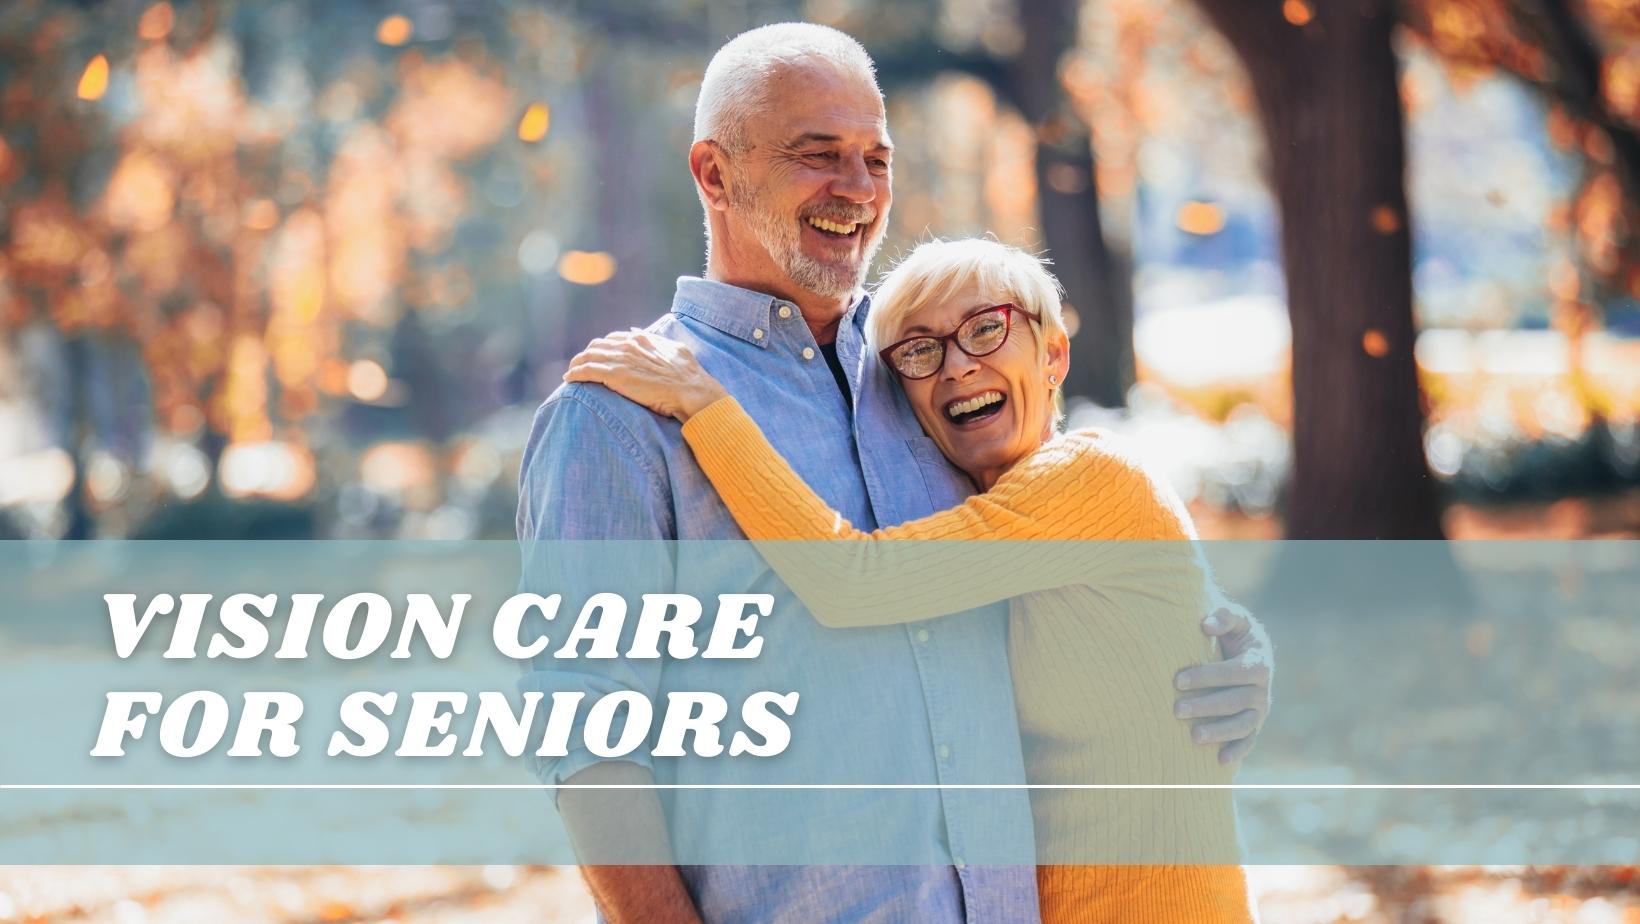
939, 344, 982, 380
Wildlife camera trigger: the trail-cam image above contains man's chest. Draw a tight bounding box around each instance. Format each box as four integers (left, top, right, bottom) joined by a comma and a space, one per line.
662, 376, 880, 539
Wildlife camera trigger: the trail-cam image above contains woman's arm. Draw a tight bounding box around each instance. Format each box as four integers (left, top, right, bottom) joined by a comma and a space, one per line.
680, 396, 1198, 627
561, 331, 1200, 627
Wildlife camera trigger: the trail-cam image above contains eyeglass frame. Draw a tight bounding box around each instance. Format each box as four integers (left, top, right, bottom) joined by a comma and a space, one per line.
877, 302, 1044, 380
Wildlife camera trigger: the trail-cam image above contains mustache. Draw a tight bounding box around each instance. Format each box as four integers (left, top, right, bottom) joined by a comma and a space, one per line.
800, 203, 877, 226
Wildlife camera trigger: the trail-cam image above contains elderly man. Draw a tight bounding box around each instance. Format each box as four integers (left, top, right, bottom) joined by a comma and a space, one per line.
517, 22, 1273, 923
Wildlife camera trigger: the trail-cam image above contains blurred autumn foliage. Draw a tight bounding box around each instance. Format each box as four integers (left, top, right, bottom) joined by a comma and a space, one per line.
0, 864, 1635, 923
1, 4, 1638, 919
0, 0, 1637, 543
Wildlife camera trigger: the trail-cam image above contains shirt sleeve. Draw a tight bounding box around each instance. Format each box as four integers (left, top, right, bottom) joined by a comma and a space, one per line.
515, 385, 675, 792
679, 396, 1199, 627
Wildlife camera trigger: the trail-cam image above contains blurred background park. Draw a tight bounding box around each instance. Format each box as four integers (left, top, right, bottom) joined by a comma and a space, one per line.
0, 0, 1638, 543
1, 0, 1639, 920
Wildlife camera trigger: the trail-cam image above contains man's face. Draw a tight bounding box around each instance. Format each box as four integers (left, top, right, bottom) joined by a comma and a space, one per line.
724, 63, 892, 299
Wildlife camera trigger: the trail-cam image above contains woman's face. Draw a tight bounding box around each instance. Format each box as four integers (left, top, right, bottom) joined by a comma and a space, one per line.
892, 282, 1069, 490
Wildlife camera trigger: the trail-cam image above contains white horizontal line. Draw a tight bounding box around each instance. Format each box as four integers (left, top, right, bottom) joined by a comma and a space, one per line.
3, 783, 1640, 791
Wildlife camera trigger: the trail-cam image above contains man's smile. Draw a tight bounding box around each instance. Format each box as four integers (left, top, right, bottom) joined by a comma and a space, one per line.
806, 216, 861, 236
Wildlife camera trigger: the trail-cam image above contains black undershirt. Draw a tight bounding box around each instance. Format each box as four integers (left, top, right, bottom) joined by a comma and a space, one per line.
818, 341, 852, 405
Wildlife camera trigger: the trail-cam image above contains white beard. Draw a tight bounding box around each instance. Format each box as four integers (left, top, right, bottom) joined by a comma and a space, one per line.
729, 173, 884, 299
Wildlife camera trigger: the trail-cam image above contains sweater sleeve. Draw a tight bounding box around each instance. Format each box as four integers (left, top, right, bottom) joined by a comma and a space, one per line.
680, 396, 1198, 627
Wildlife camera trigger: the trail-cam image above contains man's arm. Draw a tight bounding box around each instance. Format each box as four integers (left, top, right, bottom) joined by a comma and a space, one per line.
1175, 603, 1273, 764
559, 762, 701, 924
516, 387, 699, 924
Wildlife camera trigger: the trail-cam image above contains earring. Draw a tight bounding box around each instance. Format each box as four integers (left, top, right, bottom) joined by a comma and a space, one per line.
1048, 374, 1058, 386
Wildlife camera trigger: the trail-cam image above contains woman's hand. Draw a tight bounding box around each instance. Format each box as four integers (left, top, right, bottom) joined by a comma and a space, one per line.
564, 329, 728, 422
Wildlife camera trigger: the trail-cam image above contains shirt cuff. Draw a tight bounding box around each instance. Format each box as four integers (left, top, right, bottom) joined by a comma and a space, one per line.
534, 746, 655, 808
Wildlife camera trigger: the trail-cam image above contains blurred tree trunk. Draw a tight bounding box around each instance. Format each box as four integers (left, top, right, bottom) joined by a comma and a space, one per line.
873, 0, 1134, 407
1193, 0, 1444, 538
1012, 0, 1133, 408
62, 336, 95, 540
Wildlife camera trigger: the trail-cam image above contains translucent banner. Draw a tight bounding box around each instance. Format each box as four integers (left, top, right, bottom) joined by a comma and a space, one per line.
0, 540, 1635, 865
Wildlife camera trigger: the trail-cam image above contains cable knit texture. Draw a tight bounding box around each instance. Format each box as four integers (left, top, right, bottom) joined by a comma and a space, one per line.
681, 396, 1253, 924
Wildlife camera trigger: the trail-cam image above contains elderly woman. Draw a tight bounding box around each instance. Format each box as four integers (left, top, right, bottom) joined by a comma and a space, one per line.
566, 238, 1253, 923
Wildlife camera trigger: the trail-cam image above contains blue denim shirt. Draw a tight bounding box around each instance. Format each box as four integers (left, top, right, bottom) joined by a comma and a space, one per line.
517, 277, 1038, 922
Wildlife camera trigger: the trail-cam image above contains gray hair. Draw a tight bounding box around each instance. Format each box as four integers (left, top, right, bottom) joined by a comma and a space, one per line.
693, 23, 880, 155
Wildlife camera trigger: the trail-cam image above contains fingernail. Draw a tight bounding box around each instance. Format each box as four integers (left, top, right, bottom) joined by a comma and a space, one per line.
1204, 613, 1223, 631
1174, 702, 1190, 719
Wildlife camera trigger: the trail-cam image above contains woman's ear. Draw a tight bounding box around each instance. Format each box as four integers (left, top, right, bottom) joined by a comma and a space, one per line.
690, 140, 731, 212
1046, 330, 1071, 387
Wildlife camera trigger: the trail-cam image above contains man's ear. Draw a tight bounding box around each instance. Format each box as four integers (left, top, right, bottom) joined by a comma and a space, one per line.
690, 140, 732, 213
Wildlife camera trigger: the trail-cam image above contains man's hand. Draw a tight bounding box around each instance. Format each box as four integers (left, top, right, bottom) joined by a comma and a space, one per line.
1174, 603, 1273, 764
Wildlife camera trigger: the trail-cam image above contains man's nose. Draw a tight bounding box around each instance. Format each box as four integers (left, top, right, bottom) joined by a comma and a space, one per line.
829, 152, 876, 203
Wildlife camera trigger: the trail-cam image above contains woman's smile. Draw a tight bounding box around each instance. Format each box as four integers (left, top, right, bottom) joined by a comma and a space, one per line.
942, 389, 1007, 426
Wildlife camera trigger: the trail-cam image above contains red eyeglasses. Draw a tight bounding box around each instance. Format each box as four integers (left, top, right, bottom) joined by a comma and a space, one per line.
878, 303, 1041, 380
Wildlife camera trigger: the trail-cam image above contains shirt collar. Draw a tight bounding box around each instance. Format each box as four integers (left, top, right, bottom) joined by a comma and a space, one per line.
671, 276, 869, 348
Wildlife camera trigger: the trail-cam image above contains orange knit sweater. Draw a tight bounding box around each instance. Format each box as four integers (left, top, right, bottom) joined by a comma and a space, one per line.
681, 397, 1253, 924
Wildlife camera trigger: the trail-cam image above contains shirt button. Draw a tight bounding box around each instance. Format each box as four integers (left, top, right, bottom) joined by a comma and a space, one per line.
954, 856, 966, 869
937, 744, 950, 761
801, 347, 816, 361
752, 328, 765, 340
778, 305, 793, 320
915, 629, 930, 644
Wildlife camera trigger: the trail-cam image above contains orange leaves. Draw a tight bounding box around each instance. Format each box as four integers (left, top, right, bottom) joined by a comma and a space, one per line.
76, 55, 109, 100
1281, 0, 1314, 27
1429, 0, 1486, 52
104, 148, 176, 233
1402, 1, 1640, 295
557, 250, 617, 286
1362, 329, 1391, 358
1405, 0, 1547, 82
130, 43, 243, 164
1584, 0, 1640, 41
9, 196, 86, 284
376, 15, 413, 47
138, 3, 174, 41
323, 127, 403, 321
387, 55, 512, 162
1549, 259, 1581, 303
1369, 204, 1402, 235
1176, 201, 1226, 236
241, 198, 278, 231
1546, 106, 1581, 150
1604, 51, 1640, 126
517, 102, 550, 142
1571, 172, 1625, 278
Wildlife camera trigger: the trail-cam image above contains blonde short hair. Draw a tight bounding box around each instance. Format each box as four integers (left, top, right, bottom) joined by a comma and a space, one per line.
868, 238, 1069, 364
